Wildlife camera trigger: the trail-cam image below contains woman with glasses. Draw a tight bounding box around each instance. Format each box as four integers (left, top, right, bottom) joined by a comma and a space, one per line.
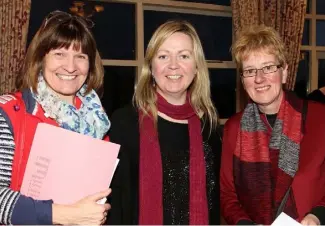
0, 11, 110, 224
220, 25, 325, 226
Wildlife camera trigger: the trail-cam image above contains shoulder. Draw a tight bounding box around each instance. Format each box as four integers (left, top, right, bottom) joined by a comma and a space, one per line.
0, 93, 21, 110
109, 104, 140, 159
0, 89, 36, 115
305, 100, 325, 124
0, 93, 23, 119
109, 103, 139, 139
110, 103, 138, 126
306, 100, 325, 116
0, 93, 24, 136
307, 89, 322, 98
223, 111, 242, 134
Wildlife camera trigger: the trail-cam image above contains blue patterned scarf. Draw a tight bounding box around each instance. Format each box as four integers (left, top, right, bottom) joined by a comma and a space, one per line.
32, 76, 110, 139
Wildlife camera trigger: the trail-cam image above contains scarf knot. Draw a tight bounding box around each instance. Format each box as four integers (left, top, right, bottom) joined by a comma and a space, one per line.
157, 93, 196, 120
33, 75, 110, 139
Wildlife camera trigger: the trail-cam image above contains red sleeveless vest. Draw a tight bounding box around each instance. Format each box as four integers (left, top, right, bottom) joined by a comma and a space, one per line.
0, 92, 57, 191
0, 92, 100, 191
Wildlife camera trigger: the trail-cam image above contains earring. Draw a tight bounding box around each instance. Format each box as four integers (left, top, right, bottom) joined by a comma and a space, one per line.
152, 75, 156, 87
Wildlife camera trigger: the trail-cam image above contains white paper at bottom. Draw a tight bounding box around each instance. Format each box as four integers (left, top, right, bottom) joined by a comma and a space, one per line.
271, 212, 302, 226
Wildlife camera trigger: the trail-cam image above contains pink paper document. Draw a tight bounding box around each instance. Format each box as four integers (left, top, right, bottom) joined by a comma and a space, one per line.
21, 123, 120, 204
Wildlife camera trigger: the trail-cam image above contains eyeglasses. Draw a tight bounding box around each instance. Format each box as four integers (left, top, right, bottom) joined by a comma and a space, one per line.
44, 10, 95, 29
241, 64, 282, 78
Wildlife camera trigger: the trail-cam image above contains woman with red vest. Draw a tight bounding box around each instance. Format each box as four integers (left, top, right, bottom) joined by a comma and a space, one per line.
0, 11, 110, 224
220, 25, 325, 225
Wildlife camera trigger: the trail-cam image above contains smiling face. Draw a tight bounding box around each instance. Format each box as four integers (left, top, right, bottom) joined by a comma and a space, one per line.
151, 32, 197, 105
241, 49, 288, 114
43, 44, 89, 104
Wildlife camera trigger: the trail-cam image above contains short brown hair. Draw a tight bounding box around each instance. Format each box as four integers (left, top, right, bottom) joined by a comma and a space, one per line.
231, 25, 287, 71
16, 11, 104, 96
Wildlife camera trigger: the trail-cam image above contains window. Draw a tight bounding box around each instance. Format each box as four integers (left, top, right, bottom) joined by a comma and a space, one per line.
316, 0, 325, 15
295, 51, 309, 98
209, 69, 236, 118
92, 3, 136, 60
317, 53, 325, 88
144, 11, 232, 61
316, 20, 325, 46
299, 0, 325, 96
28, 0, 234, 124
94, 0, 234, 123
102, 66, 136, 117
301, 19, 310, 45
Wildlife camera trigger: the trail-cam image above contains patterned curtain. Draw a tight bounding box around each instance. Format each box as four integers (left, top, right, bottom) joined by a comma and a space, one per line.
0, 0, 31, 94
231, 0, 307, 107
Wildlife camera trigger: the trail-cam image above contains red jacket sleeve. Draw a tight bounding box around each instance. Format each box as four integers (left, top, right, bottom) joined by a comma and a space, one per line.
220, 114, 253, 225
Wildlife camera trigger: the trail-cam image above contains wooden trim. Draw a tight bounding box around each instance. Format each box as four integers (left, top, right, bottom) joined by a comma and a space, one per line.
207, 61, 236, 68
315, 46, 325, 51
303, 14, 325, 20
308, 0, 317, 92
315, 15, 325, 20
90, 0, 232, 13
102, 60, 139, 67
136, 1, 144, 77
317, 52, 325, 59
290, 46, 325, 51
301, 45, 312, 50
310, 49, 318, 91
142, 0, 231, 12
305, 14, 312, 19
143, 5, 231, 17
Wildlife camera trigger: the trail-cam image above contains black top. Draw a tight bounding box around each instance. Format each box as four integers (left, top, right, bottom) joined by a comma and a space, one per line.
107, 104, 222, 225
159, 117, 190, 225
307, 89, 325, 104
266, 114, 277, 128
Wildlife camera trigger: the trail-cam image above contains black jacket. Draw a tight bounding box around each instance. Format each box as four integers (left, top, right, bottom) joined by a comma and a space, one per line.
107, 104, 222, 225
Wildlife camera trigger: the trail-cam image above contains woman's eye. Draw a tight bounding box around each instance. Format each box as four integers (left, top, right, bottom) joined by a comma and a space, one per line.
54, 52, 63, 57
158, 55, 167, 59
180, 54, 190, 59
77, 55, 88, 59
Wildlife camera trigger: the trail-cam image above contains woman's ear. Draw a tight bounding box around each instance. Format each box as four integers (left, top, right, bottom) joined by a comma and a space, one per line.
282, 63, 289, 84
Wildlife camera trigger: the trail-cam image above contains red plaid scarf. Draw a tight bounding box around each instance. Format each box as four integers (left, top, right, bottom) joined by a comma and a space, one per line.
139, 93, 208, 225
233, 92, 303, 224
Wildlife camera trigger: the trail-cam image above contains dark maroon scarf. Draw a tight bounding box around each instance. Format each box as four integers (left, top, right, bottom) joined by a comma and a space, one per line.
233, 92, 303, 224
139, 93, 208, 225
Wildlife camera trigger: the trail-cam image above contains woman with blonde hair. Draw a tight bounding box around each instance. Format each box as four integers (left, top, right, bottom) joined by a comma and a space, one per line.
108, 20, 221, 225
220, 24, 325, 225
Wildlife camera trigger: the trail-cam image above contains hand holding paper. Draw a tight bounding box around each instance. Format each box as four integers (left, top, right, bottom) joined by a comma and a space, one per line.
300, 213, 320, 226
52, 189, 111, 225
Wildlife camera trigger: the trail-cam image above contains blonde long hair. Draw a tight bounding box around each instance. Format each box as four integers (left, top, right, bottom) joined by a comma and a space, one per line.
134, 20, 218, 130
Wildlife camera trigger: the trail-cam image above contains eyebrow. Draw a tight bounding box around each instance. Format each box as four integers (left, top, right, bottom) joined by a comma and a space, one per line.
157, 49, 193, 54
243, 61, 277, 70
261, 61, 277, 65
